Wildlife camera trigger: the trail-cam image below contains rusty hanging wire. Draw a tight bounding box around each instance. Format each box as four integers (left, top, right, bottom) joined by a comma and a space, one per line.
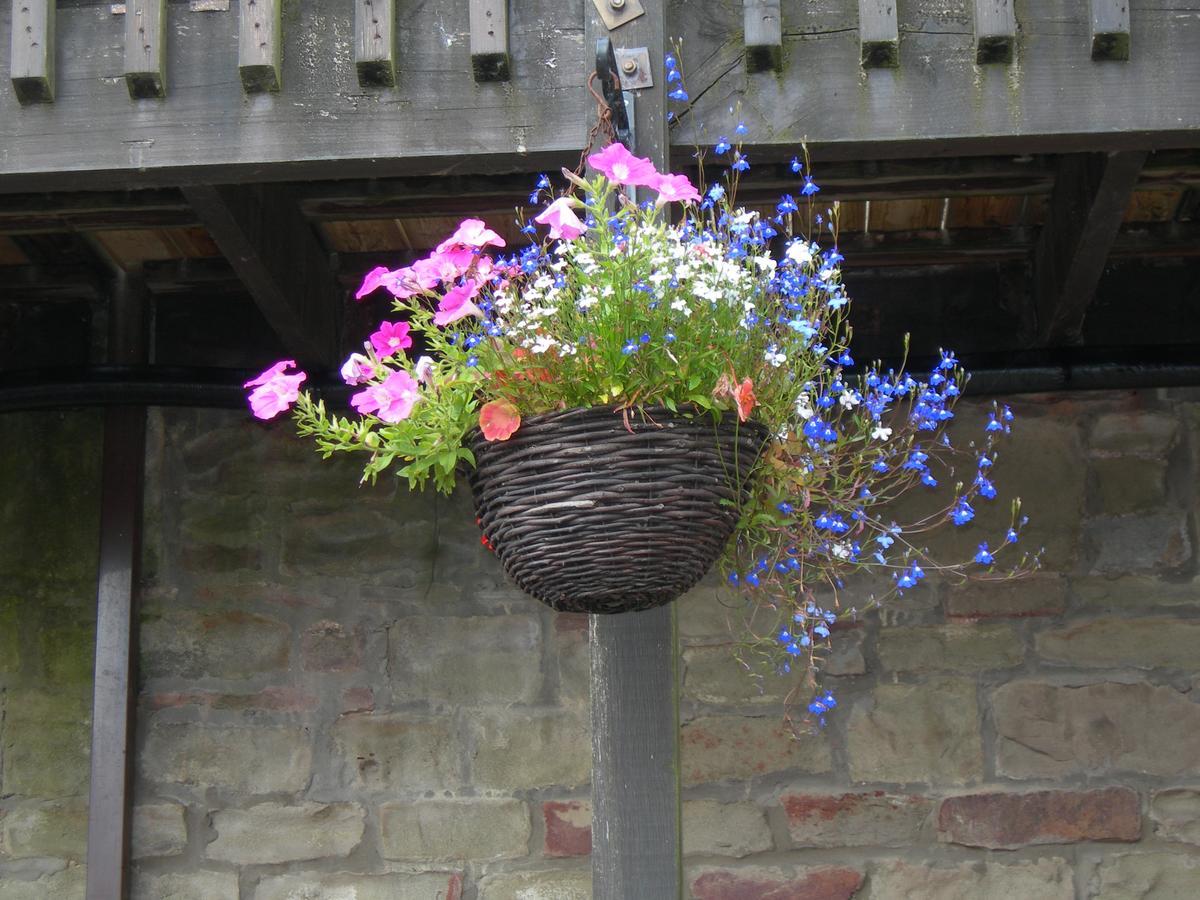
574, 70, 620, 178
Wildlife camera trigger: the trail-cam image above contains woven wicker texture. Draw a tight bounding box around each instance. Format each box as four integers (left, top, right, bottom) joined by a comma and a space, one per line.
468, 406, 768, 614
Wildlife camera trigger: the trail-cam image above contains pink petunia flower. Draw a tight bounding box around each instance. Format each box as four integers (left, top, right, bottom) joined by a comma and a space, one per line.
586, 143, 660, 187
340, 353, 376, 385
369, 321, 414, 359
244, 360, 307, 420
533, 196, 588, 241
479, 399, 521, 441
650, 172, 702, 206
355, 266, 390, 301
436, 218, 507, 252
434, 279, 483, 326
350, 370, 420, 423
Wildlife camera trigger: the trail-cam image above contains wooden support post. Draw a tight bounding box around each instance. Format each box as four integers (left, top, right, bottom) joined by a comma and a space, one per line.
239, 0, 281, 93
470, 0, 510, 82
355, 0, 396, 87
1090, 0, 1130, 61
1033, 151, 1146, 345
181, 183, 343, 369
124, 0, 167, 99
859, 0, 899, 69
973, 0, 1016, 64
10, 0, 55, 104
744, 0, 783, 73
85, 269, 147, 900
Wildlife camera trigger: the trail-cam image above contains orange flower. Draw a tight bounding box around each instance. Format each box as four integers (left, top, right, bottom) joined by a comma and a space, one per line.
479, 399, 521, 441
734, 377, 756, 422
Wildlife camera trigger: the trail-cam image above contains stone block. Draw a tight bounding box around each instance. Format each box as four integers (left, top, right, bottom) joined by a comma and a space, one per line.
254, 872, 464, 900
825, 627, 867, 676
782, 792, 932, 848
1074, 576, 1200, 609
1035, 618, 1200, 669
1150, 789, 1200, 845
388, 615, 541, 706
937, 788, 1140, 849
207, 802, 364, 864
1087, 514, 1191, 575
281, 507, 435, 581
146, 687, 317, 713
677, 579, 752, 646
130, 871, 239, 900
866, 858, 1073, 899
1, 690, 91, 798
683, 645, 794, 706
682, 800, 773, 858
378, 799, 529, 862
477, 870, 591, 900
131, 802, 188, 858
140, 724, 312, 794
877, 623, 1023, 672
945, 577, 1068, 620
847, 678, 982, 785
0, 598, 19, 674
1090, 411, 1179, 456
140, 610, 290, 679
331, 713, 460, 792
543, 800, 591, 857
552, 614, 590, 709
37, 618, 94, 686
470, 711, 590, 790
1089, 852, 1200, 899
0, 866, 86, 900
1092, 457, 1168, 514
689, 865, 864, 900
299, 620, 362, 672
992, 681, 1200, 778
0, 799, 88, 861
680, 716, 832, 786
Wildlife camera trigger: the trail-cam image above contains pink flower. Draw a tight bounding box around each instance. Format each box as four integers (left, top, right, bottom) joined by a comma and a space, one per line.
244, 360, 307, 420
587, 142, 660, 187
340, 353, 376, 385
534, 197, 588, 241
411, 249, 474, 288
436, 218, 506, 252
370, 321, 414, 359
734, 377, 756, 422
479, 399, 521, 441
650, 172, 701, 206
355, 266, 390, 300
350, 370, 420, 423
434, 279, 483, 326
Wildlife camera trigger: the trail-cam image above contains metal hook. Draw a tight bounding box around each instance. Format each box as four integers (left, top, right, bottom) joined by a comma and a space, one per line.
595, 37, 633, 148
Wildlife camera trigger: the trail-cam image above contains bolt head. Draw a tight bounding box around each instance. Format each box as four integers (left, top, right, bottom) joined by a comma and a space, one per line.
620, 58, 638, 73
609, 0, 626, 9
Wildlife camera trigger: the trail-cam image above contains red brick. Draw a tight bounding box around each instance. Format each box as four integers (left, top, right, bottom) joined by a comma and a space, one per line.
782, 792, 932, 847
945, 577, 1068, 621
937, 788, 1141, 849
542, 800, 591, 857
146, 686, 317, 712
341, 687, 375, 713
690, 867, 863, 900
300, 620, 363, 672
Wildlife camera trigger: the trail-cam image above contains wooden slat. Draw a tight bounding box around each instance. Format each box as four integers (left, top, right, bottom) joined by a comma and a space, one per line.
239, 0, 282, 93
1091, 0, 1130, 61
355, 0, 396, 87
1033, 150, 1147, 345
124, 0, 167, 98
973, 0, 1016, 64
470, 0, 510, 82
10, 0, 54, 104
859, 0, 899, 69
182, 183, 342, 367
744, 0, 782, 73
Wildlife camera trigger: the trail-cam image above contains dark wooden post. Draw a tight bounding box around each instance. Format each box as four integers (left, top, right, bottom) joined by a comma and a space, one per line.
584, 4, 681, 897
85, 269, 148, 900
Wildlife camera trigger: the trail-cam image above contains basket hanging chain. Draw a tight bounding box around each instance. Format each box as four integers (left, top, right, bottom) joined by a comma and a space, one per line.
574, 69, 619, 178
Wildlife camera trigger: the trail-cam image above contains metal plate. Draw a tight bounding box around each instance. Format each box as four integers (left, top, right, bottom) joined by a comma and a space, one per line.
591, 0, 645, 31
614, 47, 653, 90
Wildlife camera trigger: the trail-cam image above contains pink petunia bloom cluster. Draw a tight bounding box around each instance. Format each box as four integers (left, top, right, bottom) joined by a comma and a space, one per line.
586, 143, 701, 206
245, 360, 307, 420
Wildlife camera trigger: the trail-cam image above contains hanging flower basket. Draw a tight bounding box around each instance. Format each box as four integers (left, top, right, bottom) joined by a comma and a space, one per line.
468, 405, 769, 614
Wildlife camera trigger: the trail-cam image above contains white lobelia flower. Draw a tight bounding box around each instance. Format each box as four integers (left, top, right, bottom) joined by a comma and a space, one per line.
839, 391, 861, 410
795, 393, 815, 420
413, 355, 436, 385
871, 425, 893, 441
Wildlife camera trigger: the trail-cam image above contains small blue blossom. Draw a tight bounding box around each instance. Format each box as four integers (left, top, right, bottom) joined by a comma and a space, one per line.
790, 156, 803, 173
734, 121, 749, 136
974, 542, 994, 565
668, 86, 689, 103
621, 340, 638, 355
801, 176, 820, 196
951, 499, 975, 526
465, 355, 479, 367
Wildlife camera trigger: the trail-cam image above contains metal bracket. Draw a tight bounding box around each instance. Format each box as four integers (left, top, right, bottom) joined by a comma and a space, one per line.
596, 38, 634, 148
591, 0, 645, 31
614, 47, 653, 90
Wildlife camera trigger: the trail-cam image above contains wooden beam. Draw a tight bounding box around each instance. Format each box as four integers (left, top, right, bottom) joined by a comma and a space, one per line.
124, 0, 167, 98
181, 184, 342, 368
239, 0, 282, 93
470, 0, 510, 82
1033, 151, 1147, 345
744, 0, 782, 73
1091, 0, 1130, 61
355, 0, 396, 87
859, 0, 898, 69
10, 0, 54, 104
974, 0, 1017, 64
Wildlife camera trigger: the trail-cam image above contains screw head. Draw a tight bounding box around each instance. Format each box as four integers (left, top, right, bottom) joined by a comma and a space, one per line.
609, 0, 626, 9
620, 57, 638, 74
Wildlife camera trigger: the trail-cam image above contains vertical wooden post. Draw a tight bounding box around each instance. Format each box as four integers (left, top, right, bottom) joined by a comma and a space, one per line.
85, 270, 148, 900
355, 0, 396, 86
859, 0, 899, 69
585, 4, 680, 898
10, 0, 55, 104
240, 0, 282, 93
744, 0, 782, 73
469, 0, 510, 82
973, 0, 1016, 64
125, 0, 167, 98
1090, 0, 1130, 61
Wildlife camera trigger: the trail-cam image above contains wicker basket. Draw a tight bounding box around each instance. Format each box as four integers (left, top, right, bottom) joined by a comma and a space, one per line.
467, 405, 769, 614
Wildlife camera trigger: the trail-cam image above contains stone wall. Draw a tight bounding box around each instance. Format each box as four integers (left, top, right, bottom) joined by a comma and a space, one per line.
1, 389, 1198, 899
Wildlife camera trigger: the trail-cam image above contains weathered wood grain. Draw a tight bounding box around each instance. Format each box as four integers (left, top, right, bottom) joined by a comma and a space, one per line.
1091, 0, 1130, 61
859, 0, 898, 68
744, 0, 783, 72
355, 0, 396, 87
470, 0, 510, 82
239, 0, 281, 92
125, 0, 167, 98
9, 0, 54, 104
973, 0, 1016, 64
